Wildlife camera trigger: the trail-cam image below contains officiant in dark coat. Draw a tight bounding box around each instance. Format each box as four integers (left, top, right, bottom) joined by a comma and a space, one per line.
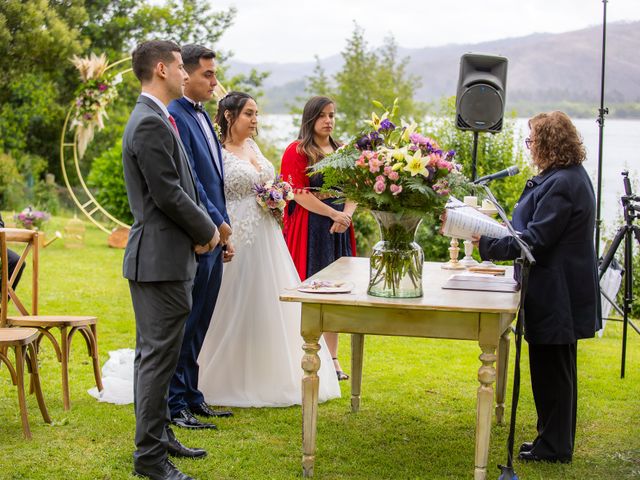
476, 111, 601, 463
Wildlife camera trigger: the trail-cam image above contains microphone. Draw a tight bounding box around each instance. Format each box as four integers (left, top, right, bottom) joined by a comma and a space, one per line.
473, 166, 520, 184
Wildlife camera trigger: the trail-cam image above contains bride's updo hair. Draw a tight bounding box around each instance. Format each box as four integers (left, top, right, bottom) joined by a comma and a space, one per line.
214, 91, 257, 144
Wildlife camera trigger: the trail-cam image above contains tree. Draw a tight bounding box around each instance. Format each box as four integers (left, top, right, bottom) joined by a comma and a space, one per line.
303, 23, 423, 139
1, 0, 267, 212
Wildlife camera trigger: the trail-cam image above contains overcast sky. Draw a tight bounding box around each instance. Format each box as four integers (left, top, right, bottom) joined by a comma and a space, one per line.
211, 0, 640, 63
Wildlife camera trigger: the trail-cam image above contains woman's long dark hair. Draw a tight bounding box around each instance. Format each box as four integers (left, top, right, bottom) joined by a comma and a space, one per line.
297, 96, 340, 164
214, 91, 257, 144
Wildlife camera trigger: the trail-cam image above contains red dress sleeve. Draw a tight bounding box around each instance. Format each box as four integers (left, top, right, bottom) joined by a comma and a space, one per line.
280, 141, 310, 280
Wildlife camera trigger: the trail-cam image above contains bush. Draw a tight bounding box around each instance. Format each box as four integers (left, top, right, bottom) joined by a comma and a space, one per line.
33, 180, 61, 214
87, 141, 133, 224
0, 152, 25, 209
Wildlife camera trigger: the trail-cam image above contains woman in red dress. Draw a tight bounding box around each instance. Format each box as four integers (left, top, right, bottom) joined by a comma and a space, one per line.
280, 96, 357, 380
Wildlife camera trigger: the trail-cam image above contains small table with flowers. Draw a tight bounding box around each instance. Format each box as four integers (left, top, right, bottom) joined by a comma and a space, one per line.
279, 257, 520, 480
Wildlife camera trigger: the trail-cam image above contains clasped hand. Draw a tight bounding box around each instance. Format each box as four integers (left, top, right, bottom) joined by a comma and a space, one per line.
329, 211, 351, 234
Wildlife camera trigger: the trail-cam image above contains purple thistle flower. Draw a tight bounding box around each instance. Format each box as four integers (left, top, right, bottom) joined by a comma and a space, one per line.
98, 83, 108, 92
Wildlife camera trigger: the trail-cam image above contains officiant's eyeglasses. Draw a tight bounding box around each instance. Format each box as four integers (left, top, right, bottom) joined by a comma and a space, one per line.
524, 138, 532, 149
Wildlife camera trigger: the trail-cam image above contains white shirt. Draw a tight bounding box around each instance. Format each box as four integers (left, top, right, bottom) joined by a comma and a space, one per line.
184, 96, 222, 173
141, 92, 170, 119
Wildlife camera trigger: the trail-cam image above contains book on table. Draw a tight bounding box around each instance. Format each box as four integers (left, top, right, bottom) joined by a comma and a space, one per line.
442, 272, 519, 293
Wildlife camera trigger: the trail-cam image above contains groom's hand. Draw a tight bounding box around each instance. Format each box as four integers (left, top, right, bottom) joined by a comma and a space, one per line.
218, 222, 232, 245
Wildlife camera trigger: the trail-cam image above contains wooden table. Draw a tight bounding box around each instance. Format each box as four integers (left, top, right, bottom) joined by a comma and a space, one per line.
280, 257, 520, 480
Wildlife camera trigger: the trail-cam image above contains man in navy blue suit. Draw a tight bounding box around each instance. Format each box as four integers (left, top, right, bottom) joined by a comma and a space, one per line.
168, 44, 234, 429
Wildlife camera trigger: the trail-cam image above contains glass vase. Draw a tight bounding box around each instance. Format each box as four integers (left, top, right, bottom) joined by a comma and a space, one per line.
367, 210, 424, 298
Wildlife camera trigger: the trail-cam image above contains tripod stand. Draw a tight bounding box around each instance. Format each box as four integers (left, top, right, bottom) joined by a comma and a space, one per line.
599, 170, 640, 378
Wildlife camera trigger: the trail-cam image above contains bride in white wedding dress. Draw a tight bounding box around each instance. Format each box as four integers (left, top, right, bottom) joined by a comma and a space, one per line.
197, 92, 341, 407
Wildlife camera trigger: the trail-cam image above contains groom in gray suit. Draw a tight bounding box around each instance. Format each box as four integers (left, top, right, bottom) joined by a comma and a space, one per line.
122, 40, 219, 480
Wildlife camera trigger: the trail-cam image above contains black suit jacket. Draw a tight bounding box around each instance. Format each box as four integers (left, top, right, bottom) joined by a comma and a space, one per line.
479, 165, 602, 344
122, 95, 216, 282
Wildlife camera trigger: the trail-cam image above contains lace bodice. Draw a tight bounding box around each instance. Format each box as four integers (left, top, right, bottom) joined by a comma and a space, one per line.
223, 139, 275, 201
223, 139, 277, 246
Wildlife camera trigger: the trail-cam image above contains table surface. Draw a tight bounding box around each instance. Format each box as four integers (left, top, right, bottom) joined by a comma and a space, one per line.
281, 257, 519, 314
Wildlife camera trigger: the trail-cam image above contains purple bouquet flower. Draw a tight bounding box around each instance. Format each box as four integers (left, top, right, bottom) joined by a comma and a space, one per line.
253, 176, 294, 227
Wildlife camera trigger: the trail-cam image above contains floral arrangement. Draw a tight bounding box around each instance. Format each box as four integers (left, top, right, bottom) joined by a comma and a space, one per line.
253, 176, 294, 227
14, 207, 50, 231
70, 53, 122, 158
311, 99, 469, 215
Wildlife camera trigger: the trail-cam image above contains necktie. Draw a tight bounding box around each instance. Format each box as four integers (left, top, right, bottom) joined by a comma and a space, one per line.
168, 115, 179, 135
193, 103, 205, 113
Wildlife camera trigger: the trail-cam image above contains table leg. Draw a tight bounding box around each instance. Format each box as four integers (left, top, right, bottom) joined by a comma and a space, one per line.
475, 345, 497, 480
301, 333, 321, 478
350, 333, 364, 412
495, 329, 511, 425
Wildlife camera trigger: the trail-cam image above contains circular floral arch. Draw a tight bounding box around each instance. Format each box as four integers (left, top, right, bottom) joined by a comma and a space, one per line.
59, 54, 132, 234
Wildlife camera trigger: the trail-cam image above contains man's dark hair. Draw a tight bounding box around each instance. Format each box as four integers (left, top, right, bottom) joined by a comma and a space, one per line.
131, 40, 181, 83
181, 44, 216, 74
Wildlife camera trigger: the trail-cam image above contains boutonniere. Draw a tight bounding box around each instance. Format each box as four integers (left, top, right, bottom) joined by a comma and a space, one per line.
213, 122, 222, 139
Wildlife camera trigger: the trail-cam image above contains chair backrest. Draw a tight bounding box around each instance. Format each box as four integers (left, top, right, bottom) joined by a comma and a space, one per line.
0, 228, 39, 327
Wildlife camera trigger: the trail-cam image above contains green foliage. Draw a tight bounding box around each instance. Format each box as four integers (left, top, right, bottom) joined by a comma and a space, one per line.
303, 23, 424, 139
87, 142, 133, 224
33, 181, 61, 215
1, 0, 266, 201
81, 0, 235, 59
0, 152, 25, 209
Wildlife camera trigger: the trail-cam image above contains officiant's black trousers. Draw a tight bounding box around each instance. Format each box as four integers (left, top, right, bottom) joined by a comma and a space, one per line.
129, 280, 193, 467
528, 342, 577, 460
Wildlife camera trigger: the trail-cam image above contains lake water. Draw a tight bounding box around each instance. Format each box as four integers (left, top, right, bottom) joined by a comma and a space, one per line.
259, 115, 640, 236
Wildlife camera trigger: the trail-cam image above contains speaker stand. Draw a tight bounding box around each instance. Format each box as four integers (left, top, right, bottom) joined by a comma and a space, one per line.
471, 131, 479, 182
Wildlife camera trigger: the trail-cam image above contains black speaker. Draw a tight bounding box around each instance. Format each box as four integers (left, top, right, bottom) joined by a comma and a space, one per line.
456, 53, 508, 133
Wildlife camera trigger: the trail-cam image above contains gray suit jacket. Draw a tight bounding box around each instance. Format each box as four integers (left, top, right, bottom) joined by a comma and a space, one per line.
122, 95, 216, 282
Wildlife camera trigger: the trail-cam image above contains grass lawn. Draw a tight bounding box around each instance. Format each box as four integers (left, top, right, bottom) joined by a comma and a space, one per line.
0, 215, 639, 479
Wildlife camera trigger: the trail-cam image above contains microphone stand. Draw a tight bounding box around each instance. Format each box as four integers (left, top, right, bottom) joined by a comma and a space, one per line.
595, 0, 609, 258
477, 183, 535, 480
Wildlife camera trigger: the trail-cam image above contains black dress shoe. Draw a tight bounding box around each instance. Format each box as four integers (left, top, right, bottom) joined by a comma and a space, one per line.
171, 409, 217, 430
519, 441, 535, 453
517, 450, 571, 463
133, 459, 194, 480
166, 426, 207, 459
190, 402, 233, 418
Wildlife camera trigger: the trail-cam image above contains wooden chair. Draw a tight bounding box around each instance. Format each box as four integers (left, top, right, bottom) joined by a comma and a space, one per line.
0, 228, 103, 410
1, 228, 51, 438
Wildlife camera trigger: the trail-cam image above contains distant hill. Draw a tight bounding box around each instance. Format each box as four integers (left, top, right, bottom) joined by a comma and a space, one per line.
228, 21, 640, 116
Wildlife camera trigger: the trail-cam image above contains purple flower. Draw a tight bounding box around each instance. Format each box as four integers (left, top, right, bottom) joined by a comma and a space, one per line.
356, 135, 371, 150
98, 83, 108, 92
378, 118, 395, 132
409, 132, 428, 146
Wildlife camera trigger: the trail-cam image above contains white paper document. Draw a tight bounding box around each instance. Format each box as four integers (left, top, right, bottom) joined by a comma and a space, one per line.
441, 197, 509, 240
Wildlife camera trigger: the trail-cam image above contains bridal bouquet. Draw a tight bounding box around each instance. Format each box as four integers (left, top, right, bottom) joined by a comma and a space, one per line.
253, 176, 294, 227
